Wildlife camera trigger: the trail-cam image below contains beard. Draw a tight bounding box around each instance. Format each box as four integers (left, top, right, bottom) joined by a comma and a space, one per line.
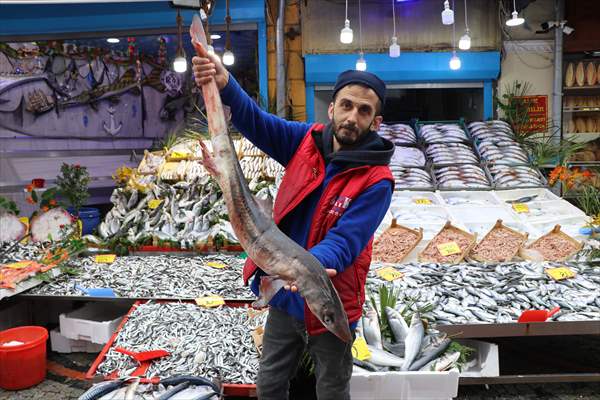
332, 118, 372, 147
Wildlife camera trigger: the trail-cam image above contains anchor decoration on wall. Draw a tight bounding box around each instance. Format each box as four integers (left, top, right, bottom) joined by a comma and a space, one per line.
103, 105, 123, 136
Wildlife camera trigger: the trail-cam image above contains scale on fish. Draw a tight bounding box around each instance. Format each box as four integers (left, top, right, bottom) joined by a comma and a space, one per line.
189, 15, 351, 343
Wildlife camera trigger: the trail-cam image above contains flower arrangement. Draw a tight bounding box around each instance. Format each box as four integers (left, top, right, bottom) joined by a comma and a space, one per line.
548, 166, 594, 190
55, 163, 90, 215
25, 183, 58, 214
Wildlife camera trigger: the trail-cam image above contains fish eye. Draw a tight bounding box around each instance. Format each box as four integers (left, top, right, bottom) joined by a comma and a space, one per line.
323, 314, 333, 325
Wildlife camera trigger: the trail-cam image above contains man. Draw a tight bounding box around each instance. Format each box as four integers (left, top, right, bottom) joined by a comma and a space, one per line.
193, 55, 394, 400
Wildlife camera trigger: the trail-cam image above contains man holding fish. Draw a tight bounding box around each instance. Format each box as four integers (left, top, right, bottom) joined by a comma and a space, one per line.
193, 45, 394, 399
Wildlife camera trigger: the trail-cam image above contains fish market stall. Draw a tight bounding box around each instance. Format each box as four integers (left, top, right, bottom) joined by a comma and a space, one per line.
26, 254, 252, 300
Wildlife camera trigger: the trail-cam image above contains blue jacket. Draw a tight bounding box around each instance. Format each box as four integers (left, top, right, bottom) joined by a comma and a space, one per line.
220, 76, 393, 323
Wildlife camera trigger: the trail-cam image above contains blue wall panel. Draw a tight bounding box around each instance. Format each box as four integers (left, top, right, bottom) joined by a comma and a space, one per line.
305, 52, 500, 85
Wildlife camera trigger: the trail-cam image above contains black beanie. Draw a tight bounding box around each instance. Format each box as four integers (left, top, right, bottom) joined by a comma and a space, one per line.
332, 70, 386, 105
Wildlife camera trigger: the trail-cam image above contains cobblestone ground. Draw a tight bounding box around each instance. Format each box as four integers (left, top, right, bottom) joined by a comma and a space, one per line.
2, 376, 600, 399
1, 352, 599, 399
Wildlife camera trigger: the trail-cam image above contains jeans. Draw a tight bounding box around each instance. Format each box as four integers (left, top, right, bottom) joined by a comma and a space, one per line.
256, 307, 354, 400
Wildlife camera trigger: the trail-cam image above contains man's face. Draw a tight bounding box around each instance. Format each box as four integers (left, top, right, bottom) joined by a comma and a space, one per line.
328, 84, 383, 147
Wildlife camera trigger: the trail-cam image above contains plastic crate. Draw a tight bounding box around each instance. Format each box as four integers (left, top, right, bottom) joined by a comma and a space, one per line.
59, 303, 128, 344
350, 370, 459, 400
50, 328, 104, 354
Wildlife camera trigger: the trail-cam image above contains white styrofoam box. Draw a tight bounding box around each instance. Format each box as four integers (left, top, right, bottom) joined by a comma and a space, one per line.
59, 302, 128, 344
530, 216, 590, 242
447, 206, 517, 224
438, 191, 500, 207
391, 191, 444, 207
391, 206, 450, 240
50, 328, 104, 354
492, 188, 560, 203
350, 370, 459, 400
456, 220, 537, 239
456, 339, 499, 378
512, 200, 586, 224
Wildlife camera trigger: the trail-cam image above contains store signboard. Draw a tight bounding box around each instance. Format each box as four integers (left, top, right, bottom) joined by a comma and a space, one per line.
515, 95, 548, 133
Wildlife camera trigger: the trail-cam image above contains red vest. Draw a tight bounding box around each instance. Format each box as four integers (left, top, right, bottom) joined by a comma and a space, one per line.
242, 123, 394, 335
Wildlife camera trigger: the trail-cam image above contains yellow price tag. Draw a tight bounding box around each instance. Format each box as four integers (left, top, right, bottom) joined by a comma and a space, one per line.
512, 203, 530, 213
206, 261, 227, 269
170, 151, 188, 160
376, 266, 404, 281
546, 267, 576, 281
437, 241, 462, 256
195, 295, 225, 308
95, 254, 117, 264
148, 199, 163, 209
351, 337, 371, 361
414, 198, 432, 205
6, 261, 34, 269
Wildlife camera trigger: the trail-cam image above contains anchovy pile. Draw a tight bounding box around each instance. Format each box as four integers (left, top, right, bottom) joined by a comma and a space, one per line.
391, 146, 426, 167
367, 261, 600, 325
434, 165, 491, 189
29, 255, 252, 299
469, 121, 530, 165
425, 143, 479, 165
419, 124, 469, 144
0, 241, 47, 264
489, 165, 545, 188
378, 123, 417, 145
95, 302, 266, 384
391, 167, 434, 190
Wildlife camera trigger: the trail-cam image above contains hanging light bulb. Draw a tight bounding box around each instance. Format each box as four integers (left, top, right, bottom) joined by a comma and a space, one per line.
441, 0, 454, 25
172, 9, 187, 73
106, 38, 120, 44
449, 51, 461, 70
355, 0, 366, 70
223, 50, 235, 66
389, 0, 400, 58
389, 37, 400, 58
173, 56, 187, 73
458, 0, 471, 50
356, 52, 367, 71
340, 20, 354, 44
448, 1, 460, 70
340, 1, 353, 44
459, 29, 471, 50
222, 0, 235, 66
506, 0, 524, 26
506, 11, 525, 26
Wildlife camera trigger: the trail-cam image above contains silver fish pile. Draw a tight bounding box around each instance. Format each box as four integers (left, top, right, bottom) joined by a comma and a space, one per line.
419, 123, 469, 144
391, 167, 434, 190
96, 302, 266, 384
434, 165, 491, 189
425, 143, 479, 165
78, 374, 220, 400
93, 176, 277, 249
28, 254, 252, 299
391, 146, 426, 167
469, 121, 530, 165
0, 241, 47, 264
367, 261, 600, 325
489, 165, 545, 188
355, 305, 458, 373
378, 123, 417, 145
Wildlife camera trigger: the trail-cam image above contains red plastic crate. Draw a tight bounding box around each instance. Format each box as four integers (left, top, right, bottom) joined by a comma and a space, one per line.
86, 300, 258, 397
